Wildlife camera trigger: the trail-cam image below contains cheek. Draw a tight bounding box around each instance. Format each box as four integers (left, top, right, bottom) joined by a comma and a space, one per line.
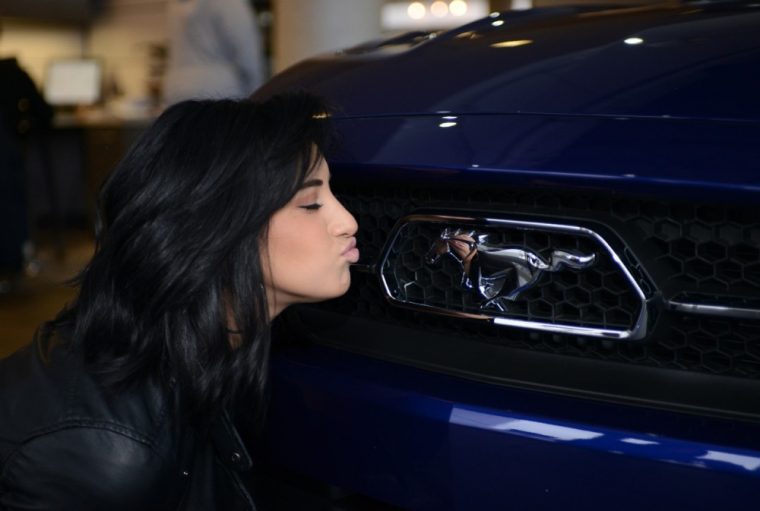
267, 230, 316, 284
264, 217, 350, 302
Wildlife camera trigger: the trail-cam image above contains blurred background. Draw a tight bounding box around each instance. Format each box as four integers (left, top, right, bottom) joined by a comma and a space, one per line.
0, 0, 656, 357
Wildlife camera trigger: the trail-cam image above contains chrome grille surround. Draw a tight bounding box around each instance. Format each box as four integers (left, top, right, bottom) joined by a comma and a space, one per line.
378, 214, 656, 341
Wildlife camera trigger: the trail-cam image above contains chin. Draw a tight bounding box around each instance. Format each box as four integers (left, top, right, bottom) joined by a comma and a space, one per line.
325, 281, 351, 300
301, 282, 352, 304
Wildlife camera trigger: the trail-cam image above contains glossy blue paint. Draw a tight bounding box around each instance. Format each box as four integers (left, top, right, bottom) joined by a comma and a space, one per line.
449, 406, 760, 476
256, 3, 760, 121
264, 345, 760, 510
254, 2, 760, 204
257, 3, 760, 509
327, 114, 760, 203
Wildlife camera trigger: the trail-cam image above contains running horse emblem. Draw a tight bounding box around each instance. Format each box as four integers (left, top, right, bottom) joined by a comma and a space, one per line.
426, 228, 596, 312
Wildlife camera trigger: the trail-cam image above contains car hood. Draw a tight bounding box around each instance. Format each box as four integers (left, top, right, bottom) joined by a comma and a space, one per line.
256, 1, 760, 122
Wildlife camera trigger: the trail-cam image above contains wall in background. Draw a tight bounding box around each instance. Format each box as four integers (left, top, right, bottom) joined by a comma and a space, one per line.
273, 0, 383, 73
87, 0, 167, 104
0, 19, 84, 84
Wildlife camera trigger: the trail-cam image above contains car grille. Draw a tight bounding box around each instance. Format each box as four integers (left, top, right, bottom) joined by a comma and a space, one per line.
380, 216, 648, 336
319, 180, 760, 379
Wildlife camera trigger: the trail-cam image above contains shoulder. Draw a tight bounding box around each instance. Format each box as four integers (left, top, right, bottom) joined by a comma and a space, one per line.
1, 424, 175, 511
0, 330, 173, 442
0, 333, 185, 510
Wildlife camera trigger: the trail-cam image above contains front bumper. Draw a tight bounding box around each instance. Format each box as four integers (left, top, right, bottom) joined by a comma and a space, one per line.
261, 344, 760, 511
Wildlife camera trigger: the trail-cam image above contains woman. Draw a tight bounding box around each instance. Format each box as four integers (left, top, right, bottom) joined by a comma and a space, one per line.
0, 92, 358, 510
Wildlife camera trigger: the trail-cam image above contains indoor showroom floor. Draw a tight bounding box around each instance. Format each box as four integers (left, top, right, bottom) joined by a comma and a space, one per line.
0, 230, 92, 358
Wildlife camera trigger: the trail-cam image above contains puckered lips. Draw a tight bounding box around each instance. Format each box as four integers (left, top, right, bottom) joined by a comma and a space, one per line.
342, 237, 359, 263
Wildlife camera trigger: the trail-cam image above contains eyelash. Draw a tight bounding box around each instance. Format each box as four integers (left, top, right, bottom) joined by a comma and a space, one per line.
300, 203, 323, 211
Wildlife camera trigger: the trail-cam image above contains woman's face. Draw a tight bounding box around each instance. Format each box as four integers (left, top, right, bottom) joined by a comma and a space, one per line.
262, 157, 359, 318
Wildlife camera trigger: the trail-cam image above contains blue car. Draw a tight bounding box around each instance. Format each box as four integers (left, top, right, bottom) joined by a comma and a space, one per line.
252, 2, 760, 509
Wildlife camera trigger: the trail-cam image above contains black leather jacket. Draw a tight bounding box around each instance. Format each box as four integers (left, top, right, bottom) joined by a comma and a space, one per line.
0, 332, 256, 510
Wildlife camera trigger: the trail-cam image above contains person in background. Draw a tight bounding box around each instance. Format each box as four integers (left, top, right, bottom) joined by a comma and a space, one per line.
0, 56, 52, 285
164, 0, 267, 105
0, 92, 359, 510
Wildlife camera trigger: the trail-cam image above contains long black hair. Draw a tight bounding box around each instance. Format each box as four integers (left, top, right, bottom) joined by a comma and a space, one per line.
50, 92, 333, 419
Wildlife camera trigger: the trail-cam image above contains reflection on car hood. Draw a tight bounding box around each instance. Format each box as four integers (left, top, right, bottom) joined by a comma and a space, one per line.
257, 1, 760, 122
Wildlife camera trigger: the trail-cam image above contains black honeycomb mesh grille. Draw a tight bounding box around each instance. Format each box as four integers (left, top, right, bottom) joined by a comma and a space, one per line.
319, 181, 760, 379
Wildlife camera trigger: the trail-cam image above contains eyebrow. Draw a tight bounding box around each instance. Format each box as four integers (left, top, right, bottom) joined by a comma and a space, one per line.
300, 178, 323, 189
300, 173, 331, 189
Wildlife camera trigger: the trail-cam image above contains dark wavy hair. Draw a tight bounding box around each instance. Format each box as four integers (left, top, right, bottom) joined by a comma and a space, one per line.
50, 92, 333, 420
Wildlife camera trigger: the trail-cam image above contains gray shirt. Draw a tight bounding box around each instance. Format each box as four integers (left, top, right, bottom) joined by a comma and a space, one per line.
165, 0, 265, 105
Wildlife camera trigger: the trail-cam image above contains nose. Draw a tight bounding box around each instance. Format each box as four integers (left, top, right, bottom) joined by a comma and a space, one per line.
332, 198, 358, 238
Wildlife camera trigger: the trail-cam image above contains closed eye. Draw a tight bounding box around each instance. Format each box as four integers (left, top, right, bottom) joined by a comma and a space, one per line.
300, 203, 323, 211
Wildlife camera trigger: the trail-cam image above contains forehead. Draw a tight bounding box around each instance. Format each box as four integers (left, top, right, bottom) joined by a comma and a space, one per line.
307, 156, 330, 179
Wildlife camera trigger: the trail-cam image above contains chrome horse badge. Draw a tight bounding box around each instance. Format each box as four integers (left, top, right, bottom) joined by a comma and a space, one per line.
426, 228, 596, 312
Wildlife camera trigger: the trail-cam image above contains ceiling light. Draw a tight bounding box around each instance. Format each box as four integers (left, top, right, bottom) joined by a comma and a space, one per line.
431, 1, 449, 17
450, 0, 468, 16
408, 2, 426, 19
